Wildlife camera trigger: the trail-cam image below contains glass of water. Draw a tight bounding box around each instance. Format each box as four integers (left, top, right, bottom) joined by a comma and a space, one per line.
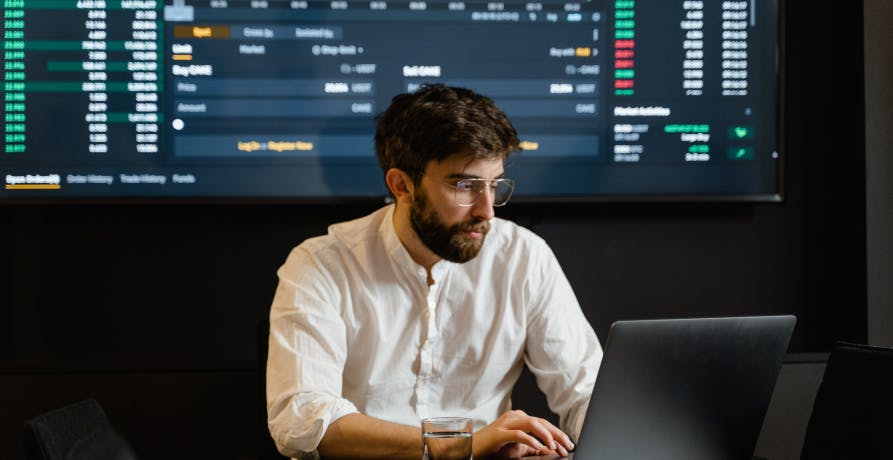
421, 417, 473, 460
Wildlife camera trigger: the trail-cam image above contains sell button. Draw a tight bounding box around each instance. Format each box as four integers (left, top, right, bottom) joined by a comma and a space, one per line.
728, 147, 754, 160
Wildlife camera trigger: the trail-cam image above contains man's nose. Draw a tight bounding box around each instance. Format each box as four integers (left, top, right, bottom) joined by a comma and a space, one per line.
470, 186, 495, 221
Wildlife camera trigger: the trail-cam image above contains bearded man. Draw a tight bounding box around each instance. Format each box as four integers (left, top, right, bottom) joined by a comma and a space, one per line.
266, 84, 602, 459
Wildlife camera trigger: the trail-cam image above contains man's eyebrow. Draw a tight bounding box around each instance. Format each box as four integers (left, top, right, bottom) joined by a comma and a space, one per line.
445, 172, 506, 180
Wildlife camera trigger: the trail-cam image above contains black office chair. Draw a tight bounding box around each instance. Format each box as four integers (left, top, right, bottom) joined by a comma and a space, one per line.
800, 342, 893, 459
24, 398, 138, 460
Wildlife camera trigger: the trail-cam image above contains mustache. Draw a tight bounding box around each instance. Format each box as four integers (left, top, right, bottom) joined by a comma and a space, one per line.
458, 220, 490, 233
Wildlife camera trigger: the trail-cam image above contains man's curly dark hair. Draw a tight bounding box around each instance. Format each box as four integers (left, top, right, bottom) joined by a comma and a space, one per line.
374, 84, 520, 186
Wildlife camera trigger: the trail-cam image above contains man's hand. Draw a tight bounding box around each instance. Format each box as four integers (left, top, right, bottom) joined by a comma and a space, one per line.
472, 410, 574, 459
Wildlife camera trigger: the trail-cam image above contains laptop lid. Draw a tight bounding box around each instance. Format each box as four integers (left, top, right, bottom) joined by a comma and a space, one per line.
571, 315, 796, 460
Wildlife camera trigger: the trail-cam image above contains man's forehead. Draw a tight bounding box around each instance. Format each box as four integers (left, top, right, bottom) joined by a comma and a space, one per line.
426, 154, 505, 178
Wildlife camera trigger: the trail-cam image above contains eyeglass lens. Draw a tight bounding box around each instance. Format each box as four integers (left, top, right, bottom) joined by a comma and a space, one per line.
455, 179, 514, 206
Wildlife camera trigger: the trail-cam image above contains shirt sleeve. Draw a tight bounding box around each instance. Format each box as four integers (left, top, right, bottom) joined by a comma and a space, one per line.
266, 246, 360, 457
523, 241, 603, 442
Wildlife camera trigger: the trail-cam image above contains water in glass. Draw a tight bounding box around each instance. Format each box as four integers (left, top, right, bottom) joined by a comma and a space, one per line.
422, 431, 472, 460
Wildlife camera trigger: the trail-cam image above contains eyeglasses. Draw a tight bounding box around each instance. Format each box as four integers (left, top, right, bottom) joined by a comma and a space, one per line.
446, 177, 516, 207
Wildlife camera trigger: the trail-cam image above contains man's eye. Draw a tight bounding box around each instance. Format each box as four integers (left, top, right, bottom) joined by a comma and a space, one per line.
456, 181, 475, 191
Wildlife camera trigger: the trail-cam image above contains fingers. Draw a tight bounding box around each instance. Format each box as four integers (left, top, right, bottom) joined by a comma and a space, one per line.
541, 422, 574, 454
544, 420, 574, 453
495, 441, 554, 459
475, 410, 576, 458
500, 411, 574, 455
520, 418, 556, 451
509, 429, 549, 451
517, 414, 574, 453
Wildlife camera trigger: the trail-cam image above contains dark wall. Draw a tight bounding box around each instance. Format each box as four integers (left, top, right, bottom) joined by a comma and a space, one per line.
0, 2, 868, 459
864, 0, 893, 347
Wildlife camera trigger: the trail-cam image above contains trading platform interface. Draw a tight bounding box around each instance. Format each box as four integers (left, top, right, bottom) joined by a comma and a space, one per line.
1, 0, 780, 200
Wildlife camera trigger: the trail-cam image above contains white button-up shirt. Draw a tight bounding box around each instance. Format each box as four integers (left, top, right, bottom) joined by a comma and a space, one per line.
267, 205, 602, 457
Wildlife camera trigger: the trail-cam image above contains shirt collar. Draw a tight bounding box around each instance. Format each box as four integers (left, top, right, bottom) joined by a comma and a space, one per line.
379, 204, 455, 281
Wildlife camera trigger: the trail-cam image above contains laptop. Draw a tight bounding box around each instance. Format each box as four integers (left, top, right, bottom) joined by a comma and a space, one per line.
539, 315, 796, 460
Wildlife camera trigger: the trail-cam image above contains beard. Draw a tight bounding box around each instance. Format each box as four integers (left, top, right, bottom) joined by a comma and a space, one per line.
409, 187, 490, 263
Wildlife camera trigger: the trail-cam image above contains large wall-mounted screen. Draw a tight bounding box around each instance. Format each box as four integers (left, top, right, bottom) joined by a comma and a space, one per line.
1, 0, 780, 201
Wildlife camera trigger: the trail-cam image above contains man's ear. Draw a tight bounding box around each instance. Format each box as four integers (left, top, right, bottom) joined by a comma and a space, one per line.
385, 168, 415, 204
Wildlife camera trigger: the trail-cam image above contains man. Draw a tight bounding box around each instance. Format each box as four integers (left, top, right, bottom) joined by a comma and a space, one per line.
267, 84, 602, 459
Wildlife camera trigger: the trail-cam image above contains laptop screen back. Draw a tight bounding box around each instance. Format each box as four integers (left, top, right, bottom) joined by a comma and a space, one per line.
572, 315, 796, 460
